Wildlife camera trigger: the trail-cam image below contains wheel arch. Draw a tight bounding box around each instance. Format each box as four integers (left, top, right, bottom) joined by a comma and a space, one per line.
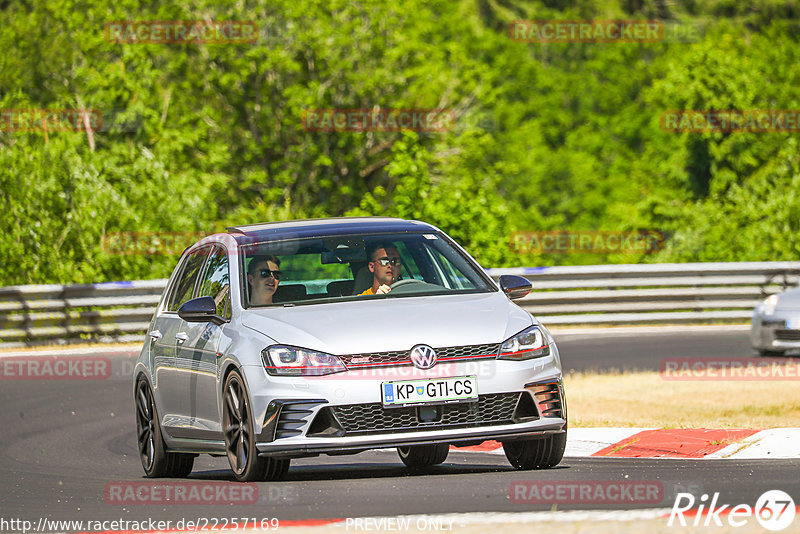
132, 364, 153, 396
220, 359, 244, 393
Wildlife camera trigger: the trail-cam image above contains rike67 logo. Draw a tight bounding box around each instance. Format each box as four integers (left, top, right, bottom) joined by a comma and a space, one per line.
669, 490, 796, 531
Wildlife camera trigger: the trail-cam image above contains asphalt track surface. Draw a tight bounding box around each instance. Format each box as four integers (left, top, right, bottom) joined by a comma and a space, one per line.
3, 328, 799, 530
554, 326, 755, 373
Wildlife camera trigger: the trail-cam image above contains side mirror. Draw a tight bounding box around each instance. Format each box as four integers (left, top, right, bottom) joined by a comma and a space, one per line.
178, 296, 225, 326
499, 275, 532, 300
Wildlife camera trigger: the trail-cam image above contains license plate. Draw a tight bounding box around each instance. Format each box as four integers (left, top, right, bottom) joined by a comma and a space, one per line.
381, 376, 477, 407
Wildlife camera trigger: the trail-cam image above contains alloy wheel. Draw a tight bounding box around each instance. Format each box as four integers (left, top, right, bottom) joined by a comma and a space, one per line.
135, 379, 157, 471
223, 374, 251, 476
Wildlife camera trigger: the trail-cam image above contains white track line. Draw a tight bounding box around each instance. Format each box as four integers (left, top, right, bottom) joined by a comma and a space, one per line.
707, 428, 800, 459
257, 509, 675, 532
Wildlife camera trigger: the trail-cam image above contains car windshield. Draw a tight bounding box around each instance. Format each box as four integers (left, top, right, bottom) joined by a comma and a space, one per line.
241, 232, 494, 307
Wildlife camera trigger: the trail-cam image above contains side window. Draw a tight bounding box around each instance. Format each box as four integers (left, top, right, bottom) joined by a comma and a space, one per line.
166, 247, 210, 312
425, 247, 476, 290
394, 242, 424, 281
197, 246, 231, 320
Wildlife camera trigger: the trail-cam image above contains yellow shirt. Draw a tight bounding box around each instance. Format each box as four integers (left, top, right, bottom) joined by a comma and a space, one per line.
359, 287, 375, 295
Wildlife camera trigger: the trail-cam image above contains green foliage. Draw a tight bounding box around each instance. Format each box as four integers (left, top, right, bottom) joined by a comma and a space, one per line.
2, 0, 800, 284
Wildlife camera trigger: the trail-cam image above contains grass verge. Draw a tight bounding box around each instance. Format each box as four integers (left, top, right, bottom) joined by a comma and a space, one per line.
566, 370, 800, 428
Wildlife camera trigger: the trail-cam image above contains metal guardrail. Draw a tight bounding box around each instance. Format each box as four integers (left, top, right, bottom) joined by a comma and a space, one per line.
0, 280, 167, 348
487, 261, 800, 325
1, 262, 799, 347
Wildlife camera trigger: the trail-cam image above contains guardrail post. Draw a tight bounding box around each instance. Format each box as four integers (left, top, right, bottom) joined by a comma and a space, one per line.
60, 285, 70, 343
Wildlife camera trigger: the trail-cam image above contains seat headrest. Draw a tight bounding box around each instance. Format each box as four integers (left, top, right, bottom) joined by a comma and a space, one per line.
273, 284, 307, 303
327, 280, 354, 297
352, 265, 374, 295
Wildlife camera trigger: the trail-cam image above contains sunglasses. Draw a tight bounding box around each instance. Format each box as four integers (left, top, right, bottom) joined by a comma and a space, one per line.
258, 269, 282, 280
374, 257, 401, 267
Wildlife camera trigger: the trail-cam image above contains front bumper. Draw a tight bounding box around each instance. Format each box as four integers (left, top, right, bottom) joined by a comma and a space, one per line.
255, 417, 566, 458
254, 377, 567, 458
752, 311, 800, 351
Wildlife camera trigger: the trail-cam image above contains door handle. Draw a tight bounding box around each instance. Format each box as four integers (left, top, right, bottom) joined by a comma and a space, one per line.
175, 332, 189, 344
149, 330, 162, 340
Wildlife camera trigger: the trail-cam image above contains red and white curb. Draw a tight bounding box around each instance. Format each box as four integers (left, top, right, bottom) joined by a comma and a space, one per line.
448, 428, 800, 459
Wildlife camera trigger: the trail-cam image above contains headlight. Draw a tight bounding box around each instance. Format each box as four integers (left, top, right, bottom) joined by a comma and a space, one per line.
262, 345, 346, 376
498, 325, 551, 360
761, 295, 780, 316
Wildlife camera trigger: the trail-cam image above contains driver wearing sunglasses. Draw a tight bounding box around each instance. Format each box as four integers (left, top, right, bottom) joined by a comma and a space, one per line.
247, 254, 282, 305
360, 243, 402, 296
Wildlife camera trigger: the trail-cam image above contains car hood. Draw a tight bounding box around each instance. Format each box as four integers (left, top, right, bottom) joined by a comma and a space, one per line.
776, 287, 800, 311
241, 291, 533, 355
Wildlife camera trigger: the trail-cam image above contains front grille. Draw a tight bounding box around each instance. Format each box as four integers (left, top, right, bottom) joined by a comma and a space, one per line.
339, 342, 501, 368
326, 393, 525, 435
775, 329, 800, 341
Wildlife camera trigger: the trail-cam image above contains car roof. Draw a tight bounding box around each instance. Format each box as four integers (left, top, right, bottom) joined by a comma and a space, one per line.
226, 217, 438, 243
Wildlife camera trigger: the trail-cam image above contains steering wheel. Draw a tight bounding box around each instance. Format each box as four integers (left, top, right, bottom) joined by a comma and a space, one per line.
390, 278, 425, 289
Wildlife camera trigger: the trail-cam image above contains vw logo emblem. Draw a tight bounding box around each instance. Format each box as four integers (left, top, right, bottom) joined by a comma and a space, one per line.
409, 345, 437, 369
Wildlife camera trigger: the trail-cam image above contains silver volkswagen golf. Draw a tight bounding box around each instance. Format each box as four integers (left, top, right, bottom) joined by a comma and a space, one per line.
133, 217, 567, 481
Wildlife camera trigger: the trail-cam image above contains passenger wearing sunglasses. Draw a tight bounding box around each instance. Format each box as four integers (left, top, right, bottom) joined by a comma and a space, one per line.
247, 254, 282, 305
359, 244, 402, 296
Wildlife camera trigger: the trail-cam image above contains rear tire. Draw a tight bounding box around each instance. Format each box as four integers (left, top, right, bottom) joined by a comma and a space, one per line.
397, 444, 449, 468
135, 377, 196, 477
503, 430, 566, 470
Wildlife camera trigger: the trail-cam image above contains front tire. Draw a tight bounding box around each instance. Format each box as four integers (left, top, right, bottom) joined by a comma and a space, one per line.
503, 430, 566, 470
135, 377, 195, 477
397, 444, 449, 468
758, 348, 785, 357
222, 370, 289, 481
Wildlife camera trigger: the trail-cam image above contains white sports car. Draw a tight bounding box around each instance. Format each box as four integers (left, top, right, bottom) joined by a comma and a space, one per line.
752, 287, 800, 356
